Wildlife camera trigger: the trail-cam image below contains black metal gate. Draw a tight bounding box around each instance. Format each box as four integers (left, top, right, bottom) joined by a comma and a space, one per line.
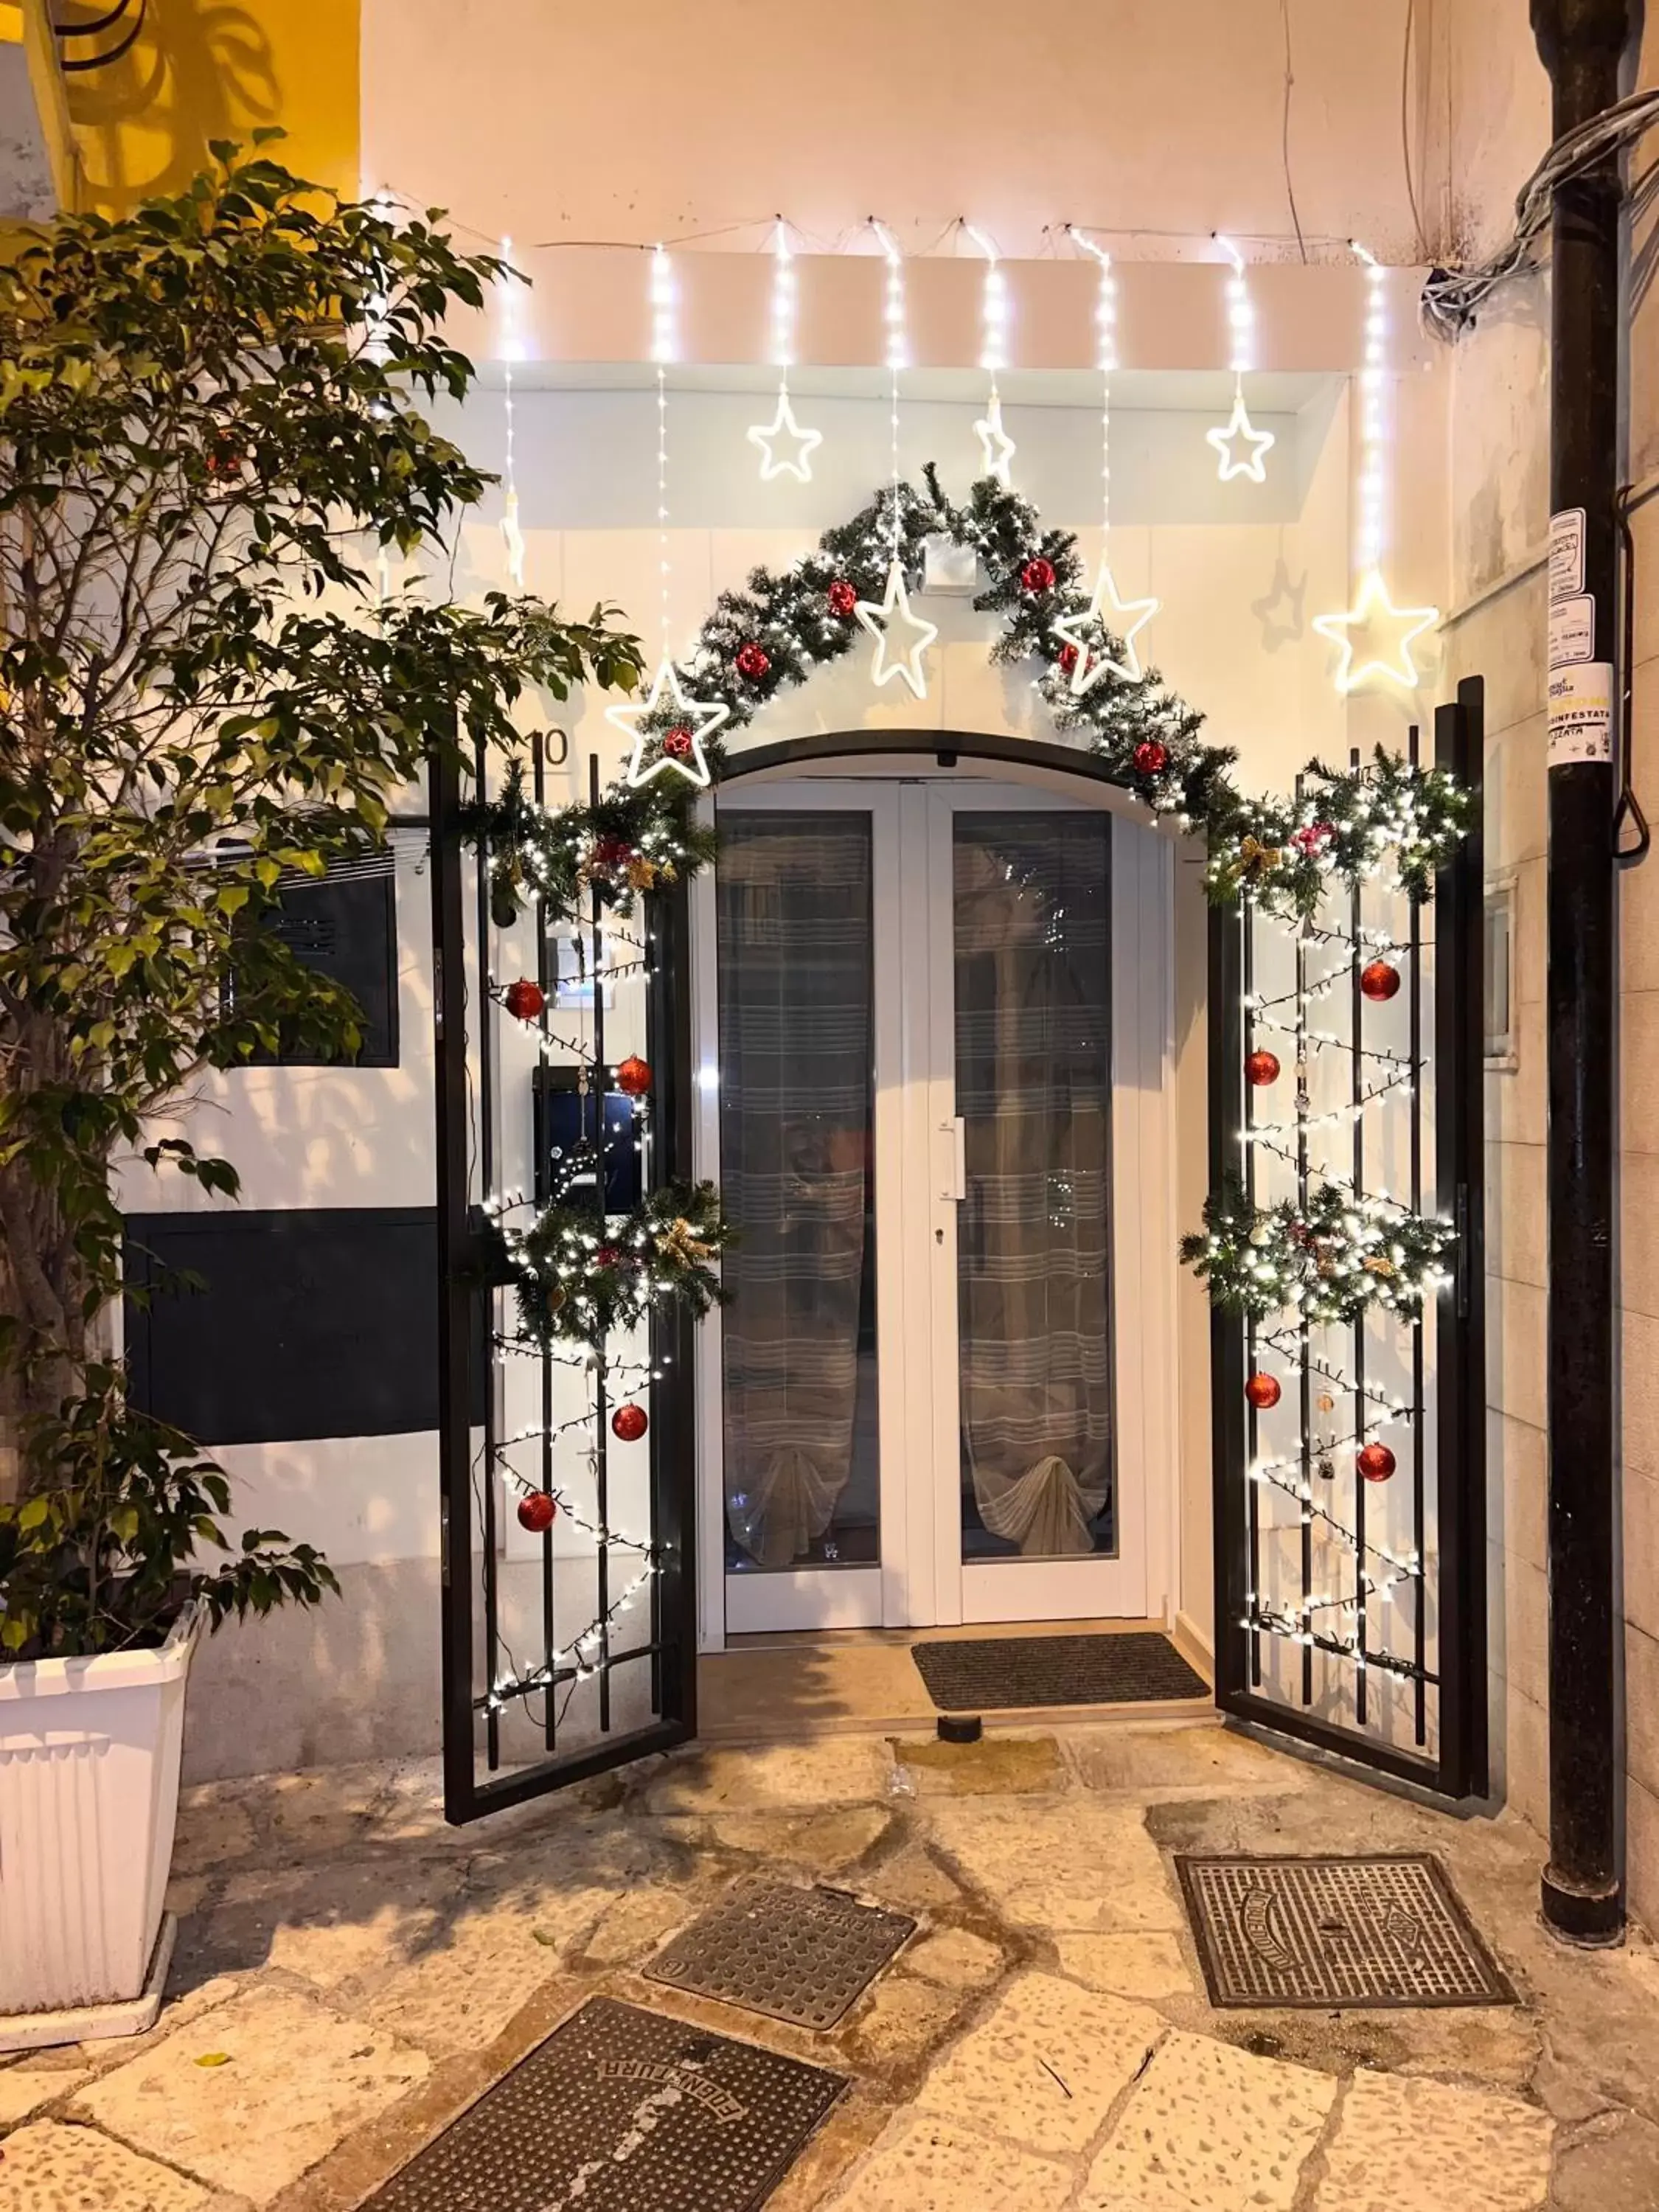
1208, 678, 1487, 1797
429, 742, 698, 1823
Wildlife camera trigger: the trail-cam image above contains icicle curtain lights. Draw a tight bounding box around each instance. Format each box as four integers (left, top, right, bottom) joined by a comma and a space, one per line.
497, 234, 526, 590
611, 246, 731, 789
964, 223, 1015, 487
1312, 246, 1440, 692
1054, 228, 1159, 696
855, 220, 937, 698
748, 221, 821, 482
1206, 236, 1275, 484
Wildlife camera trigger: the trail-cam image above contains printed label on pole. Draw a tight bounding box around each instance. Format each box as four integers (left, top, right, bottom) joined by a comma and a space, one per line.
1547, 660, 1614, 766
1549, 508, 1586, 601
1548, 592, 1595, 667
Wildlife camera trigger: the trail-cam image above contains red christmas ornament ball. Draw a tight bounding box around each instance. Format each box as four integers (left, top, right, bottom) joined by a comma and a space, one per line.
594, 1244, 623, 1268
1134, 740, 1169, 777
1360, 959, 1402, 1003
611, 1402, 650, 1444
1245, 1371, 1282, 1411
591, 832, 635, 868
827, 580, 858, 617
735, 641, 771, 680
615, 1054, 653, 1098
661, 726, 694, 762
503, 977, 546, 1023
1245, 1049, 1281, 1088
1058, 642, 1080, 675
1357, 1441, 1397, 1484
515, 1491, 557, 1534
1020, 556, 1057, 594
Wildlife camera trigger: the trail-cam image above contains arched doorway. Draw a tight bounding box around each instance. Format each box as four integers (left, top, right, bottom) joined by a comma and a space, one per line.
689, 735, 1180, 1649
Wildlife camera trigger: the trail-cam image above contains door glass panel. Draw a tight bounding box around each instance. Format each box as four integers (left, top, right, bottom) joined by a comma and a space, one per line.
717, 814, 880, 1573
954, 813, 1115, 1562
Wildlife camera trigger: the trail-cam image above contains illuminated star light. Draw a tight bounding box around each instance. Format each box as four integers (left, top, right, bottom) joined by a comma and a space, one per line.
608, 657, 730, 789
1050, 559, 1161, 695
1310, 569, 1439, 692
1206, 389, 1276, 483
974, 389, 1017, 485
855, 558, 938, 700
747, 386, 822, 482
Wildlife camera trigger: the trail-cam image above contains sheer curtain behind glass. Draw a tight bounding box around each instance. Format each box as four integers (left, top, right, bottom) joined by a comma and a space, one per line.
955, 814, 1114, 1560
717, 815, 878, 1571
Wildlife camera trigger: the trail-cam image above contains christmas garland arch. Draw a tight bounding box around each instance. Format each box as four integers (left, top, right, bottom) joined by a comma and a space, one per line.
473, 467, 1470, 932
471, 467, 1474, 1341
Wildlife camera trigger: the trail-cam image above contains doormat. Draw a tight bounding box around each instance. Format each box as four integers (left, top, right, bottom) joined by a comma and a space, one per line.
910, 1631, 1208, 1713
1175, 1854, 1517, 2010
361, 1995, 846, 2212
646, 1879, 916, 2031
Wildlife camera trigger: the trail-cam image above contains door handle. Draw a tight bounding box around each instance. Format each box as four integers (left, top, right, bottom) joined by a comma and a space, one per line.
937, 1116, 966, 1203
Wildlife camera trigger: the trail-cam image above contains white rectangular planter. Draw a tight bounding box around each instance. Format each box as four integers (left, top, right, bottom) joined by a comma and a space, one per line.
0, 1603, 201, 2024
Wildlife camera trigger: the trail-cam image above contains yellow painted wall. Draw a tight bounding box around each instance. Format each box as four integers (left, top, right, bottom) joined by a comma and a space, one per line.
60, 0, 359, 215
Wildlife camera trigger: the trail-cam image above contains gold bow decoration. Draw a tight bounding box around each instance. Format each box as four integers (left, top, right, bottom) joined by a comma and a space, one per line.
1237, 835, 1284, 880
656, 1215, 718, 1270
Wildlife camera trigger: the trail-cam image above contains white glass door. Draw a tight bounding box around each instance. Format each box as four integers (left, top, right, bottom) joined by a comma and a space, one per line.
701, 776, 1164, 1639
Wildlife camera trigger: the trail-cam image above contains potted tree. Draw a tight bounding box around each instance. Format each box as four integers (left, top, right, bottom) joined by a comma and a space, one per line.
0, 142, 641, 2041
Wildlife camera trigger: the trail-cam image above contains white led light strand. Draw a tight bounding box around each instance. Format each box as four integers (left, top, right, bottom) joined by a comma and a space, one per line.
1206, 235, 1275, 483
612, 248, 729, 787
964, 223, 1015, 486
1311, 244, 1439, 692
1054, 228, 1159, 697
855, 221, 936, 700
497, 234, 526, 590
748, 220, 821, 482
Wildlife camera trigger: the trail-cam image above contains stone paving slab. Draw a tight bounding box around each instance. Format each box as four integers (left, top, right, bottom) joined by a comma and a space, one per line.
639, 1739, 895, 1815
823, 2111, 1075, 2211
0, 2119, 211, 2212
1311, 2068, 1554, 2212
897, 1927, 1005, 1992
1051, 1930, 1195, 2000
0, 2062, 93, 2125
358, 1905, 592, 2056
914, 1971, 1165, 2157
927, 1795, 1186, 1933
1081, 2028, 1337, 2212
74, 1986, 429, 2205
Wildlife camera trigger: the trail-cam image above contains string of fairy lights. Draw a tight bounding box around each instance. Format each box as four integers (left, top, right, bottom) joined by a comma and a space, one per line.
453, 212, 1460, 1750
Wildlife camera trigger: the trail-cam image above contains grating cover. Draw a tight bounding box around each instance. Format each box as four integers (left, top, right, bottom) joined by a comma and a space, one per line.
363, 1996, 845, 2212
646, 1880, 916, 2031
1175, 1853, 1516, 2010
911, 1631, 1207, 1713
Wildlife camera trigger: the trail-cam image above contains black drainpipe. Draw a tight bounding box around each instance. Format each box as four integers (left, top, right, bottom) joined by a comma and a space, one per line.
1530, 0, 1631, 1944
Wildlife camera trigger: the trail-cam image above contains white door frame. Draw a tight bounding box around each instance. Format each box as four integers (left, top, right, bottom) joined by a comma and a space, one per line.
691, 759, 1178, 1651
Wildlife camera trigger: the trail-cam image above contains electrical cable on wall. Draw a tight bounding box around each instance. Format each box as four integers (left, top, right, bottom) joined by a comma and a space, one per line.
1422, 86, 1659, 339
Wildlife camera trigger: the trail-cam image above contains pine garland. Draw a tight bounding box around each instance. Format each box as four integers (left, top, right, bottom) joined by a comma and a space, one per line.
1179, 1179, 1456, 1326
492, 1179, 733, 1349
465, 762, 717, 926
555, 467, 1466, 923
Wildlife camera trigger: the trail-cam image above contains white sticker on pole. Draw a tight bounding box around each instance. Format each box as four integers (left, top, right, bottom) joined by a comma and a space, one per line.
1548, 592, 1595, 668
1547, 661, 1614, 766
1549, 507, 1586, 602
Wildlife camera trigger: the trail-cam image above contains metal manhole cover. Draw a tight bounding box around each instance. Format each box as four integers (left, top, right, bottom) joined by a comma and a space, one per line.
1175, 1854, 1516, 2010
362, 1995, 846, 2212
646, 1879, 916, 2030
